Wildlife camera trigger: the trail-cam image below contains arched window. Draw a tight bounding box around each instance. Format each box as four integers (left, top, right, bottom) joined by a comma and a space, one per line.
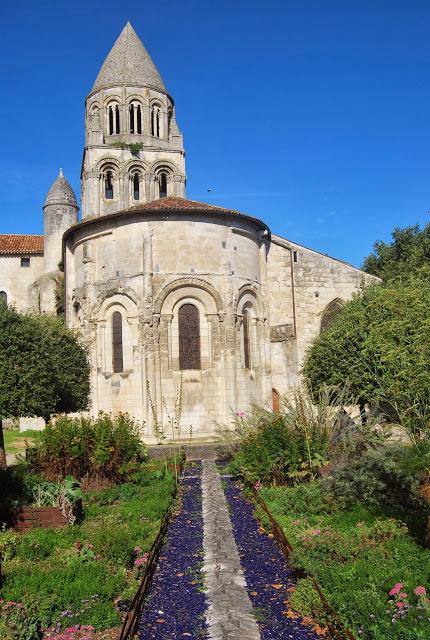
243, 308, 251, 369
320, 299, 344, 333
115, 105, 120, 133
133, 172, 140, 200
112, 311, 124, 373
158, 173, 167, 198
179, 304, 201, 370
105, 171, 114, 199
167, 108, 172, 135
108, 103, 120, 134
151, 104, 161, 137
129, 101, 142, 134
108, 106, 114, 135
0, 291, 7, 305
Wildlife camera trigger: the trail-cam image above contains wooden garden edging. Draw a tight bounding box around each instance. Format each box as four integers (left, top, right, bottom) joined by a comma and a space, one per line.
0, 500, 83, 532
250, 485, 355, 640
118, 459, 185, 640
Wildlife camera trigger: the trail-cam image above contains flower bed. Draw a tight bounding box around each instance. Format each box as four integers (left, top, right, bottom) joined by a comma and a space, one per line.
259, 483, 430, 640
0, 459, 176, 639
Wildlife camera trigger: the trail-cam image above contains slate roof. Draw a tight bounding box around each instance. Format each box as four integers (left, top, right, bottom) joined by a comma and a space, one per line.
0, 235, 44, 255
92, 22, 167, 93
44, 169, 78, 208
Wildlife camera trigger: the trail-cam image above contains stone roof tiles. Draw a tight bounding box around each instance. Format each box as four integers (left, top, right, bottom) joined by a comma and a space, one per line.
92, 22, 167, 94
44, 169, 78, 208
0, 235, 44, 255
124, 196, 242, 215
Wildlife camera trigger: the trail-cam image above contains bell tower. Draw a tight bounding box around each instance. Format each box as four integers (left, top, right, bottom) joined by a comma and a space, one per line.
81, 22, 186, 219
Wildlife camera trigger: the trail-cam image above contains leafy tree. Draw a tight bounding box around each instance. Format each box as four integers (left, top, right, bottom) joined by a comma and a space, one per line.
363, 222, 430, 283
302, 279, 430, 438
0, 304, 90, 466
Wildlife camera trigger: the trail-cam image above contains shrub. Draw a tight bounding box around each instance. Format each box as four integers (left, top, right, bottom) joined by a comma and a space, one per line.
227, 385, 380, 485
303, 278, 430, 438
29, 413, 146, 482
322, 445, 425, 511
0, 600, 40, 640
289, 577, 328, 625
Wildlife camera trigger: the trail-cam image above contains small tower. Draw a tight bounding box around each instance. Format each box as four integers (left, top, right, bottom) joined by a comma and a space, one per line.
81, 22, 186, 219
43, 169, 79, 273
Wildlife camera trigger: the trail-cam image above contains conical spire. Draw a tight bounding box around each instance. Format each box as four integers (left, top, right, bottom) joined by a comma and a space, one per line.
91, 22, 166, 93
44, 169, 78, 208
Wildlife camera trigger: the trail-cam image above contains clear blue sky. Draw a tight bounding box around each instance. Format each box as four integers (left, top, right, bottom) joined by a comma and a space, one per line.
1, 1, 429, 267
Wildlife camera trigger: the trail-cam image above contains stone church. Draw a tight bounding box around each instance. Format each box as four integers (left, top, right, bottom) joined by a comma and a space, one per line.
0, 23, 376, 440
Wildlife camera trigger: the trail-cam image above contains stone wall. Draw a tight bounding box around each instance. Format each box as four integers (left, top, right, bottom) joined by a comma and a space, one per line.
0, 254, 44, 312
65, 211, 270, 441
266, 234, 378, 397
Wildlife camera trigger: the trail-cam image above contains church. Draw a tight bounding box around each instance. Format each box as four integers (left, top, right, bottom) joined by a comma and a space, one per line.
0, 23, 376, 440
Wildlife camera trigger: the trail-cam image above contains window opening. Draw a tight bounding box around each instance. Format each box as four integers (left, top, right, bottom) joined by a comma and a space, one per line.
243, 308, 251, 369
112, 311, 124, 373
159, 173, 167, 198
105, 171, 114, 199
179, 304, 201, 370
133, 173, 140, 200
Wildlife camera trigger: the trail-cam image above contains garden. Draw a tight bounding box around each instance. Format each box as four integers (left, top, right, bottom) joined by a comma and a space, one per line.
0, 413, 177, 640
224, 222, 430, 639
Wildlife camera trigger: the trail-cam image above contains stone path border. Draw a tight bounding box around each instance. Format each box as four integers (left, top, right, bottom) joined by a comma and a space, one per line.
202, 459, 261, 640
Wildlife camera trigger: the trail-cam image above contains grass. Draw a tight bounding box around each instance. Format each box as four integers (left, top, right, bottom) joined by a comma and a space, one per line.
0, 459, 176, 632
3, 429, 35, 454
258, 483, 430, 640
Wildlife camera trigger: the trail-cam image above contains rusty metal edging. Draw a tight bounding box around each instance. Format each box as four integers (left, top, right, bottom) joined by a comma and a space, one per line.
250, 486, 355, 640
118, 459, 185, 640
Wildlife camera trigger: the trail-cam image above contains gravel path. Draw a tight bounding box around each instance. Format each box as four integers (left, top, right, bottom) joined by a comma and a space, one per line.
139, 461, 319, 640
202, 459, 261, 640
223, 478, 319, 640
139, 465, 209, 639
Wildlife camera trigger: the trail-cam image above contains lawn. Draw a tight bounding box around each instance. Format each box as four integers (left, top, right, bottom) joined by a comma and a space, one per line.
3, 429, 35, 455
258, 483, 430, 640
0, 459, 176, 634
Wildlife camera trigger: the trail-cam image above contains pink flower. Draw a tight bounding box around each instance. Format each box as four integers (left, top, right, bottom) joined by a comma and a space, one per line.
254, 481, 261, 491
395, 601, 405, 609
134, 554, 149, 567
235, 410, 246, 418
311, 529, 322, 536
389, 583, 403, 596
399, 592, 408, 599
414, 586, 426, 596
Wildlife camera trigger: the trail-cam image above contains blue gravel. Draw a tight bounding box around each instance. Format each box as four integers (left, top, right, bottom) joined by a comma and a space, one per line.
139, 475, 208, 639
223, 478, 319, 640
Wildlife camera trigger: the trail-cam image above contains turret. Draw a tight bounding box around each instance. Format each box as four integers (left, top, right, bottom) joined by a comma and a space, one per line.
43, 169, 79, 273
81, 22, 186, 219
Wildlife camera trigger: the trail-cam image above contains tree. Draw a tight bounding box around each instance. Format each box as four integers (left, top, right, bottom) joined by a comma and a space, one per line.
0, 304, 90, 466
363, 222, 430, 283
302, 279, 430, 438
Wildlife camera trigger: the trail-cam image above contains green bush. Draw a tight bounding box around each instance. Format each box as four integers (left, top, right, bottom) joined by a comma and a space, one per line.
289, 577, 328, 625
227, 385, 377, 485
303, 278, 430, 438
29, 413, 146, 481
0, 600, 40, 640
322, 445, 425, 511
